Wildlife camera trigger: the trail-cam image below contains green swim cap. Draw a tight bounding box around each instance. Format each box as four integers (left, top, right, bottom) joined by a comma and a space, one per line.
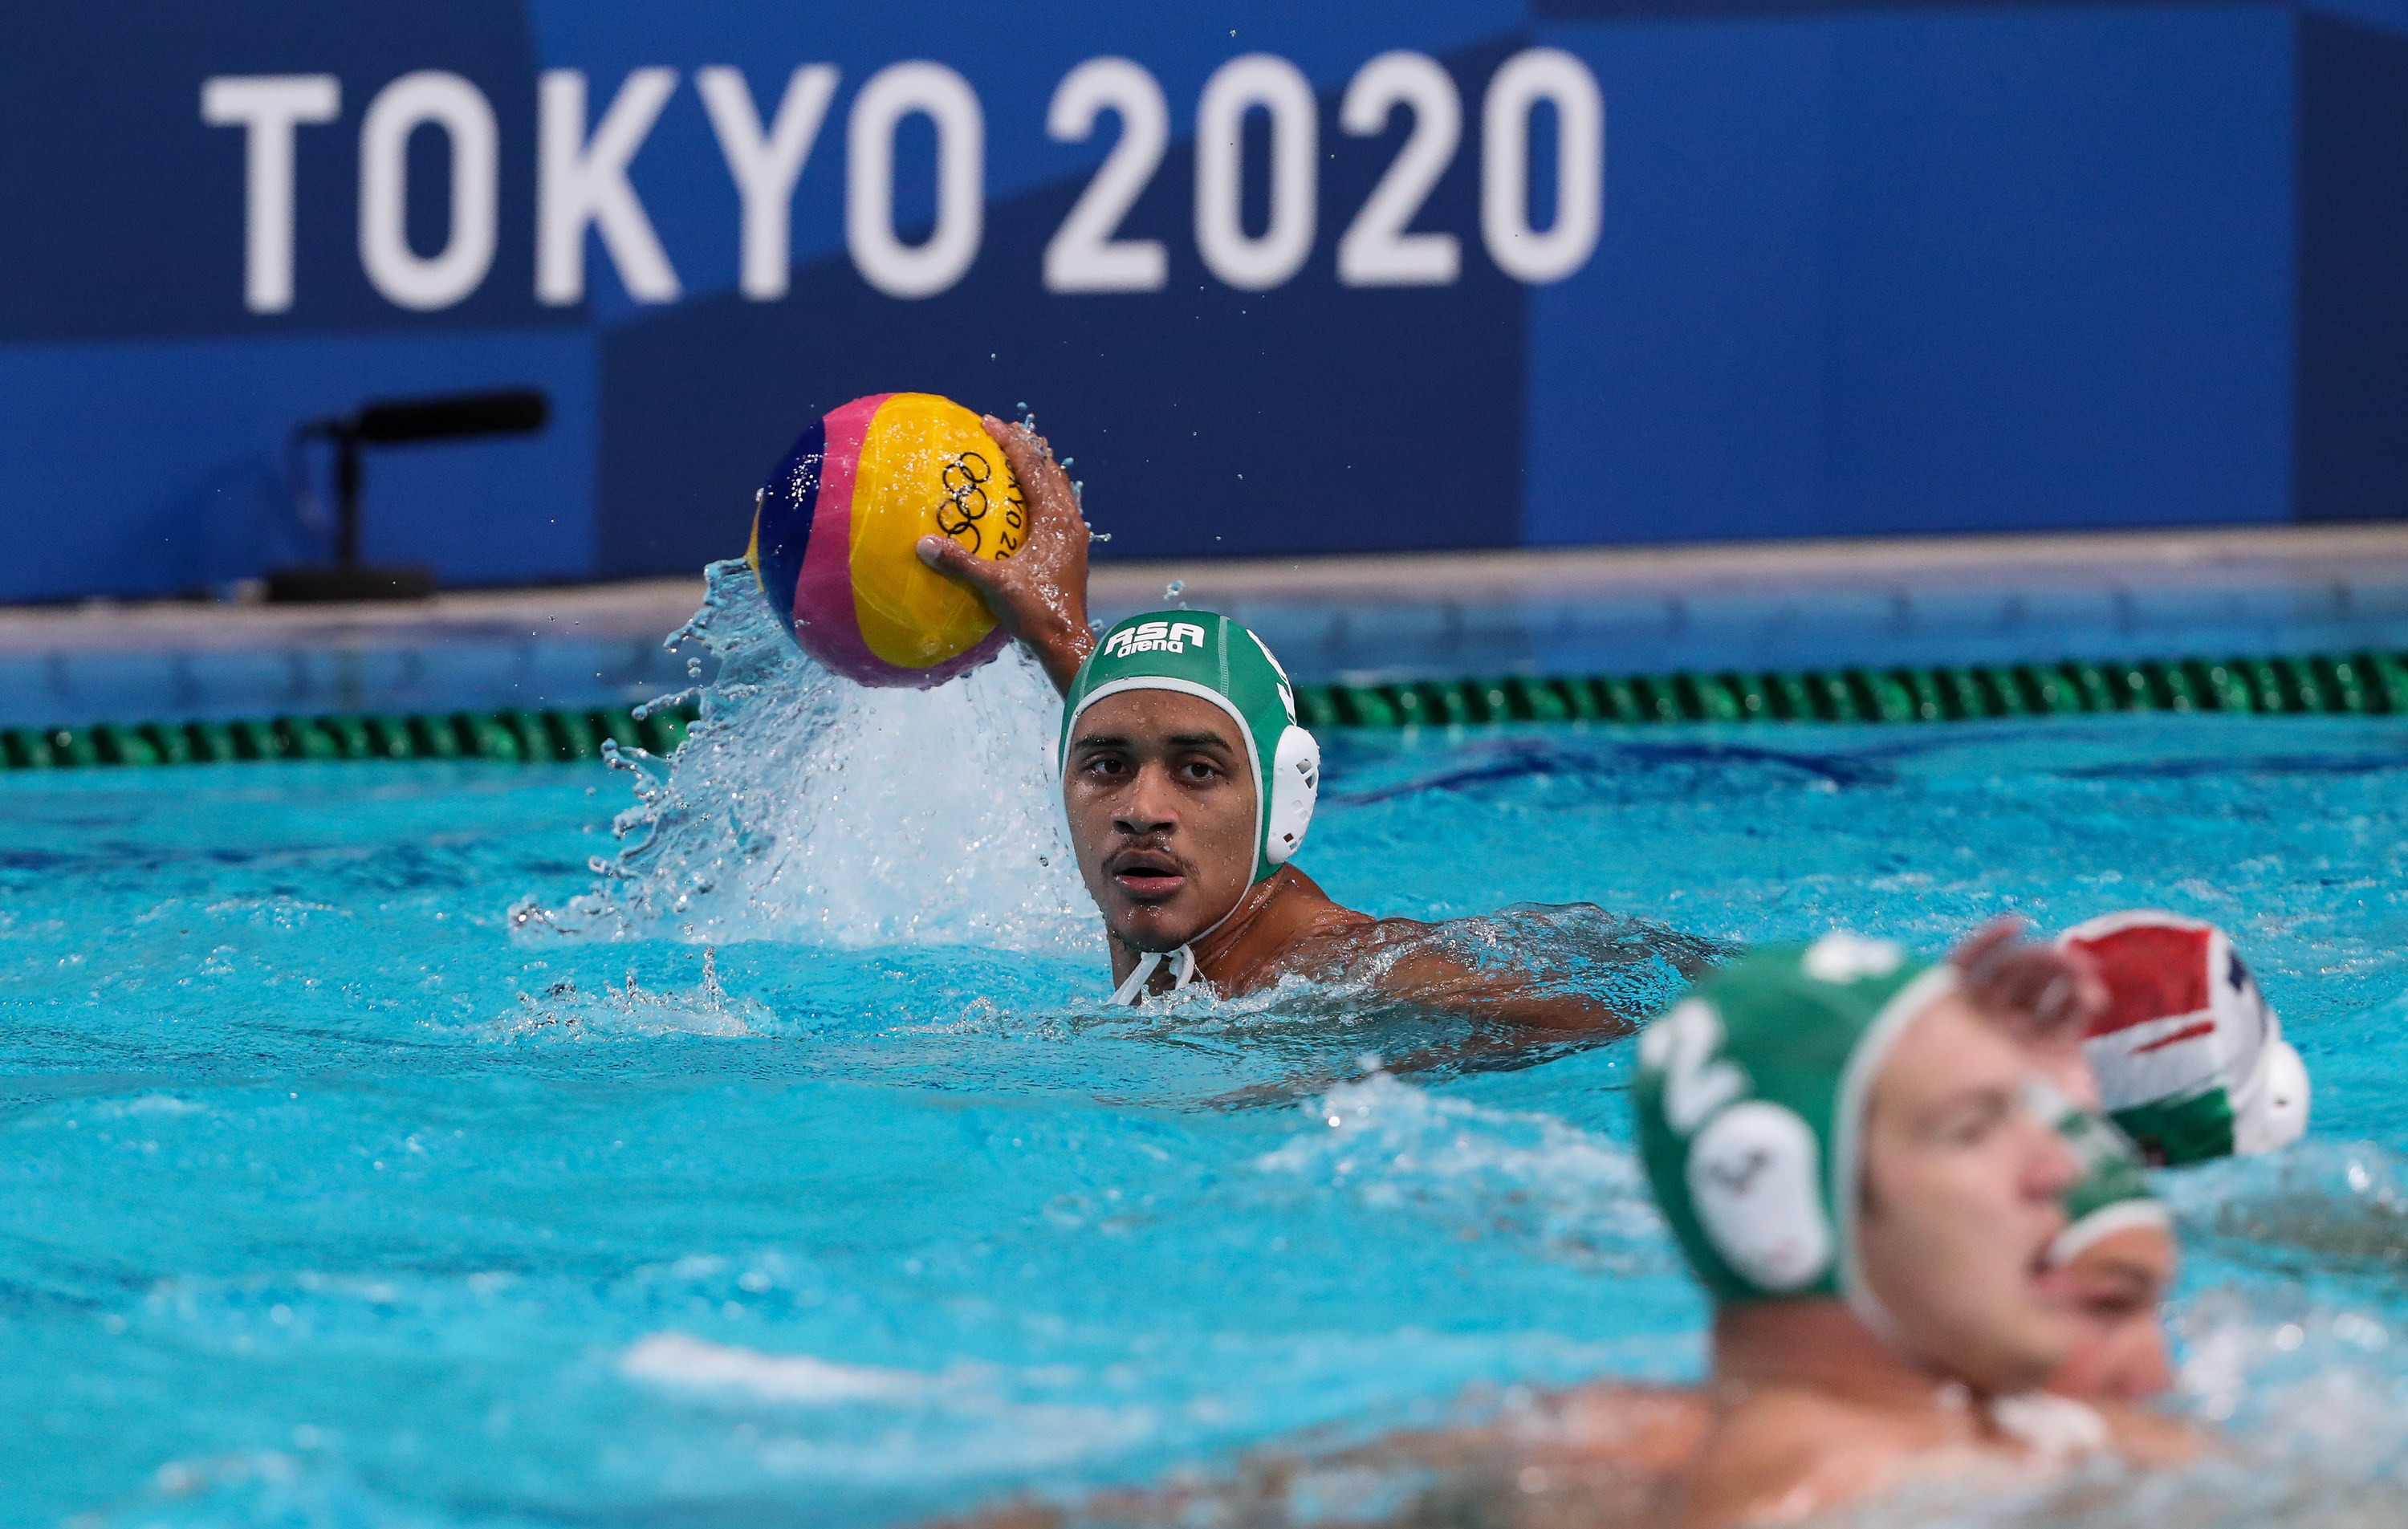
2052, 1107, 2169, 1263
1636, 933, 1958, 1316
1060, 610, 1320, 885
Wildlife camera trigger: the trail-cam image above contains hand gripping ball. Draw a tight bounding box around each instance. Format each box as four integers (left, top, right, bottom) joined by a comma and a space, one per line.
746, 392, 1027, 688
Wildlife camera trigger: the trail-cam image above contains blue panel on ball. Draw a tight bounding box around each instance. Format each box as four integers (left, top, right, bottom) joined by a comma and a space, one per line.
753, 417, 825, 628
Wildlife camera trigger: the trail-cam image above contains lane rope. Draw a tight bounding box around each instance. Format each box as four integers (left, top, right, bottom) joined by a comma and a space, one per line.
0, 700, 698, 770
1296, 653, 2408, 730
6, 652, 2407, 769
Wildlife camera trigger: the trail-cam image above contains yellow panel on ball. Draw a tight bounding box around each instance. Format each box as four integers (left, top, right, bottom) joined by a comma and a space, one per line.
848, 393, 1027, 671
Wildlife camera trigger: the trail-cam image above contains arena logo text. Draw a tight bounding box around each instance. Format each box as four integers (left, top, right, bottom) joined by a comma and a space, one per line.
1105, 621, 1209, 658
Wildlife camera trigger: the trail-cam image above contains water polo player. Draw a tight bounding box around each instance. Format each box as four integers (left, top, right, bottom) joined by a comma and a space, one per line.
2060, 909, 2310, 1165
921, 922, 2194, 1529
1637, 933, 2194, 1527
1951, 911, 2311, 1405
2046, 1113, 2182, 1404
917, 416, 1655, 1027
1941, 919, 2186, 1401
2028, 910, 2312, 1405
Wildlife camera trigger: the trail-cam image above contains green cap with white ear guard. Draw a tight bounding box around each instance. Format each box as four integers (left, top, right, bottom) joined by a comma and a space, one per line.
2051, 1107, 2169, 1264
1635, 933, 1959, 1328
1059, 611, 1320, 884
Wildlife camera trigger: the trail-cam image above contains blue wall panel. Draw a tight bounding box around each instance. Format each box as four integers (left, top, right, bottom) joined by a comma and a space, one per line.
1524, 19, 1832, 546
1528, 6, 2295, 547
0, 2, 2398, 600
1816, 7, 2293, 536
0, 333, 595, 601
2298, 11, 2408, 521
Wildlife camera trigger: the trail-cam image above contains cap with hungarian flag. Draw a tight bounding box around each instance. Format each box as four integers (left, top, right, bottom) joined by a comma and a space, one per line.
2058, 911, 2310, 1165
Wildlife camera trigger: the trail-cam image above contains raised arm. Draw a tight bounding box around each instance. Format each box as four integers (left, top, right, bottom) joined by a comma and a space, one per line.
1948, 915, 2107, 1104
915, 414, 1096, 695
1950, 915, 2106, 1036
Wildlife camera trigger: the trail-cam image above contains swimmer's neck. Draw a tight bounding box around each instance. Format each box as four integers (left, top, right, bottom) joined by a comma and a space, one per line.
1710, 1300, 1975, 1417
1112, 866, 1368, 998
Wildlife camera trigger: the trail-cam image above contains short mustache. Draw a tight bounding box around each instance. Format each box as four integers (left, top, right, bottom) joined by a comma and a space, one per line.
1104, 840, 1194, 877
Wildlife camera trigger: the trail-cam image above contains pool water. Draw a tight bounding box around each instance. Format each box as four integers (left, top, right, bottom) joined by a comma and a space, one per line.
6, 575, 2408, 1528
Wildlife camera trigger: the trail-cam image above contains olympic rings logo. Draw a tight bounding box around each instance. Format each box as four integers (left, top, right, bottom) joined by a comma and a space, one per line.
934, 449, 1026, 558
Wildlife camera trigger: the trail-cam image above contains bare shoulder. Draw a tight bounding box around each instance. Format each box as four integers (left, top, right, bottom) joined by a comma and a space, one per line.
1674, 1389, 1929, 1529
1251, 876, 1389, 969
1544, 1380, 1712, 1467
1482, 1384, 1713, 1527
1204, 868, 1378, 998
1269, 914, 1486, 1004
1265, 902, 1636, 1037
914, 1500, 1063, 1529
2097, 1401, 2208, 1467
1379, 1381, 1708, 1471
1275, 909, 1478, 982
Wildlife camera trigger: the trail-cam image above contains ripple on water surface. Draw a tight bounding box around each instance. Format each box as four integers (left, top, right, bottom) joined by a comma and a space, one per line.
3, 571, 2408, 1527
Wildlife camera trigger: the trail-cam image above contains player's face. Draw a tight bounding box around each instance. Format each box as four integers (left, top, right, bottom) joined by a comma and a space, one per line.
1062, 689, 1259, 954
2047, 1226, 2176, 1401
1857, 994, 2084, 1394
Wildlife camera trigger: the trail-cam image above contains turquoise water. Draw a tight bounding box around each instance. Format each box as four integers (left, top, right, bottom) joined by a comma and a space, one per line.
7, 578, 2408, 1527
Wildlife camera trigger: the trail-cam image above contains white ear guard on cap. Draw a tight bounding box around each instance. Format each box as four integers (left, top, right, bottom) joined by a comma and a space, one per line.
1264, 724, 1320, 866
2060, 909, 2312, 1164
2237, 1035, 2311, 1155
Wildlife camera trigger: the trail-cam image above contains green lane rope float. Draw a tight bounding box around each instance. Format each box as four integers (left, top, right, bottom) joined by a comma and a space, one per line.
0, 700, 698, 771
5, 651, 2408, 771
1286, 651, 2408, 730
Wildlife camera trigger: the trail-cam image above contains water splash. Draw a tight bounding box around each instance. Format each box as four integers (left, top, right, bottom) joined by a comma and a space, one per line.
482, 950, 781, 1042
621, 1332, 933, 1402
1255, 1068, 1664, 1268
510, 559, 1096, 952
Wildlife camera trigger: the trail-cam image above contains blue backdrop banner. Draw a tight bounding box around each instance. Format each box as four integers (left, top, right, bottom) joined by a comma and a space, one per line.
5, 1, 2406, 600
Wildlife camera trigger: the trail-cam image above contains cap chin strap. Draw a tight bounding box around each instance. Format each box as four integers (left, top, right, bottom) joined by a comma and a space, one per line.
1111, 945, 1199, 1006
1108, 866, 1264, 1006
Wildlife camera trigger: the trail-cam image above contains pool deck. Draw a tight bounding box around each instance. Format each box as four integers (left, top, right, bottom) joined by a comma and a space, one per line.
1112, 524, 2408, 683
1094, 522, 2408, 603
7, 523, 2408, 721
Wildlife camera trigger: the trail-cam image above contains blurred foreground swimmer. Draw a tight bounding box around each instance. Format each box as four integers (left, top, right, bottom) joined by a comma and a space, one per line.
917, 414, 1678, 1032
1628, 913, 2300, 1433
1948, 917, 2188, 1407
1636, 934, 2196, 1527
1783, 918, 2224, 1415
922, 927, 2197, 1529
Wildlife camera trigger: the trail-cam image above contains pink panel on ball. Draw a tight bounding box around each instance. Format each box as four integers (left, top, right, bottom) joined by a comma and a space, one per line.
887, 624, 1011, 689
790, 393, 891, 684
